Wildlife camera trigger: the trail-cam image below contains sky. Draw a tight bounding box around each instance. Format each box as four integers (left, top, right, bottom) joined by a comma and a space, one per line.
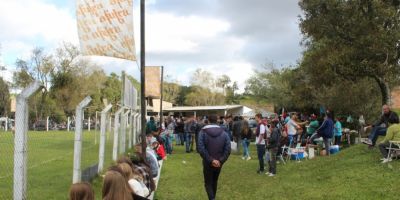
0, 0, 303, 92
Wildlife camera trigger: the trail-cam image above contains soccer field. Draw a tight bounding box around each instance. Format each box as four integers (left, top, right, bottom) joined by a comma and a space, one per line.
0, 130, 114, 200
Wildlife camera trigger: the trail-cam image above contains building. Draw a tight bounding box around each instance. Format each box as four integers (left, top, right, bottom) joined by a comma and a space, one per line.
163, 105, 246, 118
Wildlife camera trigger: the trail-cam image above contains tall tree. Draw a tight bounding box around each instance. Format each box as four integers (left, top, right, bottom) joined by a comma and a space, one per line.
0, 77, 10, 116
299, 0, 400, 105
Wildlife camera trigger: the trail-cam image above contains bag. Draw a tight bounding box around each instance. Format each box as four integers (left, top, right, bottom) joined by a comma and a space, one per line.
231, 141, 237, 152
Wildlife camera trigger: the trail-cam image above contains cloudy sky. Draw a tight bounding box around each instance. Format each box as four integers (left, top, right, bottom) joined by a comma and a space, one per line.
0, 0, 303, 92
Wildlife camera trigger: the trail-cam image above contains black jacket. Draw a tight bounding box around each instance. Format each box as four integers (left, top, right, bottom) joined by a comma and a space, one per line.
374, 111, 399, 127
267, 127, 281, 149
198, 124, 231, 165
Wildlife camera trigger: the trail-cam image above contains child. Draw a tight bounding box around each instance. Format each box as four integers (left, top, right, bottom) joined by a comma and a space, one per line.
151, 141, 166, 160
69, 182, 94, 200
334, 117, 342, 145
266, 120, 280, 177
118, 163, 150, 198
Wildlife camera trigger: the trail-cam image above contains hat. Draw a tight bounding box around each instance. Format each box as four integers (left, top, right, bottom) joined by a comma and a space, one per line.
311, 114, 317, 120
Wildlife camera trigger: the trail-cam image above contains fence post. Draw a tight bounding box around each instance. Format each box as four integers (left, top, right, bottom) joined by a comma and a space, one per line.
98, 104, 112, 173
88, 116, 91, 131
72, 96, 92, 184
13, 81, 41, 200
46, 116, 49, 132
112, 107, 124, 161
67, 117, 70, 132
5, 116, 8, 131
133, 113, 139, 145
120, 110, 130, 154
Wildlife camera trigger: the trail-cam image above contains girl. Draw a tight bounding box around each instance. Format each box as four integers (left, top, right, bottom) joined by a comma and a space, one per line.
240, 119, 252, 160
69, 182, 94, 200
119, 163, 150, 198
102, 170, 133, 200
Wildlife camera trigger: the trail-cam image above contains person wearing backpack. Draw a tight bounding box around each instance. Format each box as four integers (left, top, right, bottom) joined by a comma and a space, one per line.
308, 112, 334, 155
266, 120, 281, 176
255, 113, 266, 174
198, 115, 231, 200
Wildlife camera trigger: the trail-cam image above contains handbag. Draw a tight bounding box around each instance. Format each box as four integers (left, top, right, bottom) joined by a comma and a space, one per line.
231, 141, 238, 152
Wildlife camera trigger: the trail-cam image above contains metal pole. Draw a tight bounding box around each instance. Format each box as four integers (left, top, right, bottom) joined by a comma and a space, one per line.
72, 96, 92, 184
120, 110, 130, 154
140, 0, 147, 157
160, 66, 164, 125
128, 110, 133, 149
13, 81, 41, 200
98, 104, 112, 173
88, 116, 91, 131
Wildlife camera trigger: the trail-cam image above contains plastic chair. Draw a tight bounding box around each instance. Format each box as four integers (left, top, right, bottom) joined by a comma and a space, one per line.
387, 141, 400, 161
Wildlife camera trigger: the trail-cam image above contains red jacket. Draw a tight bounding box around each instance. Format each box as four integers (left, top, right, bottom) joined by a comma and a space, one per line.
156, 144, 166, 160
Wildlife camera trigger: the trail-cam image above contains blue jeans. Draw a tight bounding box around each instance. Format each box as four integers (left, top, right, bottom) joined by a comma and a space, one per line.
287, 135, 297, 147
179, 132, 185, 145
186, 132, 194, 152
256, 144, 266, 172
164, 135, 172, 154
368, 126, 387, 146
242, 138, 250, 158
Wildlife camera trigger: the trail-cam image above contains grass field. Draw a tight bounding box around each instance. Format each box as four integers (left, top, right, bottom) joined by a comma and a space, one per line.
155, 144, 400, 200
0, 130, 115, 200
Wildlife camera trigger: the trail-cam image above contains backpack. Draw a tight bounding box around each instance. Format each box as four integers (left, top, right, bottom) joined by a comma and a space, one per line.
256, 122, 267, 140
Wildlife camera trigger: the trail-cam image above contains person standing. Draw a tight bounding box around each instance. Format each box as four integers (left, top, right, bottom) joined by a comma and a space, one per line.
267, 120, 280, 176
363, 105, 399, 147
232, 116, 243, 154
146, 117, 158, 135
286, 113, 302, 147
240, 119, 252, 160
255, 113, 266, 174
334, 117, 342, 145
309, 112, 334, 155
198, 115, 231, 200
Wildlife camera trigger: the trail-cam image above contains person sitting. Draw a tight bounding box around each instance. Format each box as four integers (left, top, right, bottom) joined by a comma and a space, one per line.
69, 182, 94, 200
379, 124, 400, 163
102, 170, 133, 200
130, 152, 156, 192
118, 163, 150, 199
363, 105, 399, 147
152, 141, 166, 160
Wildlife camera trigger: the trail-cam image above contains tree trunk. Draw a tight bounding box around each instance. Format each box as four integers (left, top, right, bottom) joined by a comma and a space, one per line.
373, 75, 390, 106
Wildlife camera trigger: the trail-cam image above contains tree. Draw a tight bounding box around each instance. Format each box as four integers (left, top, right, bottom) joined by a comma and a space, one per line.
163, 82, 181, 104
0, 77, 10, 116
299, 0, 400, 105
216, 75, 231, 95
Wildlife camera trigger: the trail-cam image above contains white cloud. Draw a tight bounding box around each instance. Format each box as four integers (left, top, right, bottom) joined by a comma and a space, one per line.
0, 0, 78, 65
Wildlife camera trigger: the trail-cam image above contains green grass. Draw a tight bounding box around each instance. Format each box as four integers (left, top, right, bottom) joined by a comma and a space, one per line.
155, 144, 400, 200
0, 130, 115, 200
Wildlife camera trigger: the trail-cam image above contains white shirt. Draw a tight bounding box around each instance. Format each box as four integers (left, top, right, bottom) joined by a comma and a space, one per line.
128, 178, 150, 197
256, 124, 266, 145
287, 119, 298, 136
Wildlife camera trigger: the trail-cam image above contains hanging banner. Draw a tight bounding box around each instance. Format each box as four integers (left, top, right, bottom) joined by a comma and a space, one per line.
76, 0, 136, 61
145, 66, 161, 98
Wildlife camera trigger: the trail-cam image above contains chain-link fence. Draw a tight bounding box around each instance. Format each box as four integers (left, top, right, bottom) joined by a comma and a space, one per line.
1, 79, 140, 199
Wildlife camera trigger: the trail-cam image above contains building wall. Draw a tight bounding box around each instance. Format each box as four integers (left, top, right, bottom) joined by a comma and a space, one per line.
392, 87, 400, 109
152, 99, 173, 113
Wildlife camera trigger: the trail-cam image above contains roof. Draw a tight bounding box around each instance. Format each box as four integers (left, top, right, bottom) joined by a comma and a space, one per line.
163, 105, 243, 112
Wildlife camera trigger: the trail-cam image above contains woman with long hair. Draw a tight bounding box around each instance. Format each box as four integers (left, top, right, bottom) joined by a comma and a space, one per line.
69, 182, 94, 200
102, 170, 133, 200
119, 163, 150, 198
241, 119, 253, 160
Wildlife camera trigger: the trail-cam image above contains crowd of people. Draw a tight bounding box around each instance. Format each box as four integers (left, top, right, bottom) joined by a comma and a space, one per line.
68, 104, 400, 200
69, 139, 164, 200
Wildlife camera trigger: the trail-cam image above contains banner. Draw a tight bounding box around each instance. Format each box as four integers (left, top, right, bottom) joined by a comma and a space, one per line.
76, 0, 136, 61
145, 66, 161, 98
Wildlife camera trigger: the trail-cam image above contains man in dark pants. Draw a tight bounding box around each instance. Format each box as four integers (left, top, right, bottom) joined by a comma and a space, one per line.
198, 115, 231, 200
255, 113, 266, 174
363, 105, 399, 147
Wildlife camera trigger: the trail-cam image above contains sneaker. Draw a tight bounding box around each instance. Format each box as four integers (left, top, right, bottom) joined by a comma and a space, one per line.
269, 173, 276, 177
380, 158, 386, 161
246, 156, 251, 161
257, 170, 264, 174
382, 158, 392, 164
242, 156, 245, 160
362, 139, 373, 145
265, 172, 271, 175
